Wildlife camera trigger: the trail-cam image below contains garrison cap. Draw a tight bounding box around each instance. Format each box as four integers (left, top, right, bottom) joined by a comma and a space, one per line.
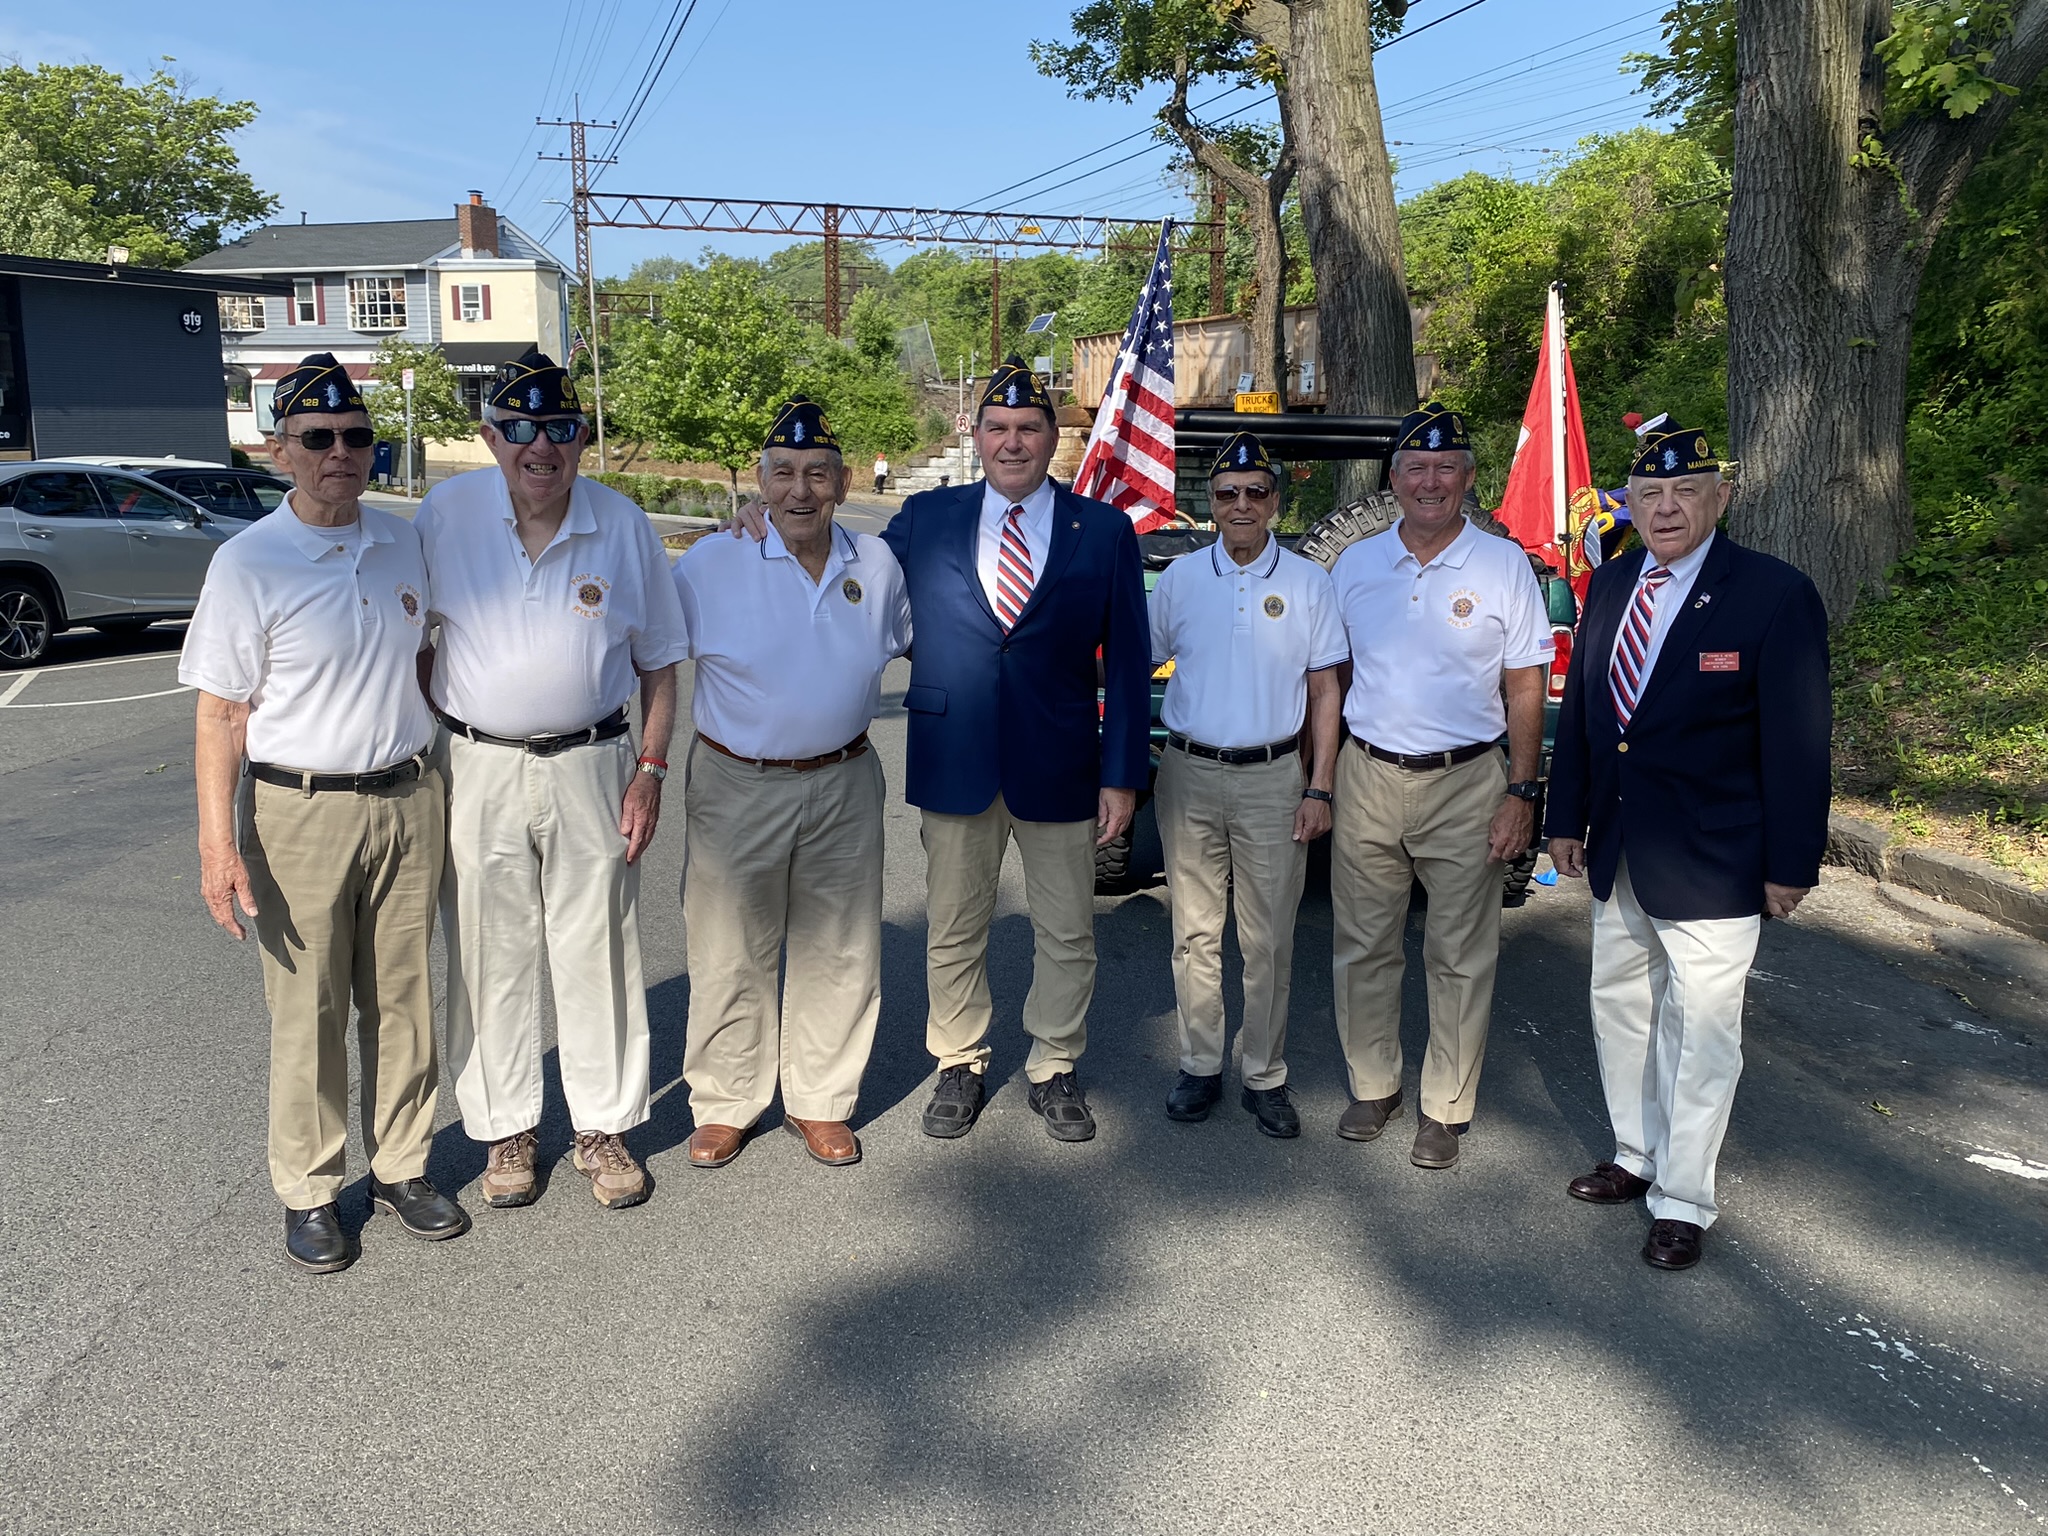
762, 395, 840, 453
1210, 430, 1277, 481
1393, 400, 1470, 454
271, 353, 366, 422
1629, 419, 1719, 479
979, 355, 1055, 416
488, 349, 582, 415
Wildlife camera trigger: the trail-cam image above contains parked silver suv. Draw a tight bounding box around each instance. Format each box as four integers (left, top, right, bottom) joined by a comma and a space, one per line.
0, 462, 246, 667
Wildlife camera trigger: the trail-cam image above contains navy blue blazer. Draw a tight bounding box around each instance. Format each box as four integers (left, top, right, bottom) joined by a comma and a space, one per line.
881, 479, 1152, 823
1544, 535, 1832, 921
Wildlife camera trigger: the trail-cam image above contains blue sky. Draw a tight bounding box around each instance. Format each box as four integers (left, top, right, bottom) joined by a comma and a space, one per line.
3, 0, 1670, 276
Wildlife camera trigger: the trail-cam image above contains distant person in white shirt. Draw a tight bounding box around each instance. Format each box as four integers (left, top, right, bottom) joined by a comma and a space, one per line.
672, 398, 910, 1171
873, 451, 889, 496
1327, 403, 1552, 1170
414, 350, 690, 1213
180, 353, 469, 1276
1148, 431, 1347, 1138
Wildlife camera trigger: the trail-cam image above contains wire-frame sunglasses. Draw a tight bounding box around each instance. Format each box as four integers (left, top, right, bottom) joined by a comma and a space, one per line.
495, 417, 586, 445
284, 426, 377, 451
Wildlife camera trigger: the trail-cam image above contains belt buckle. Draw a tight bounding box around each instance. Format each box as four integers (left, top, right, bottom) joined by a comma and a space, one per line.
526, 734, 570, 757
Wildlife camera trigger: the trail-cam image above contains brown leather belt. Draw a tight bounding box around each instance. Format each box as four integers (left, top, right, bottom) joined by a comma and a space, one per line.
1364, 740, 1498, 772
699, 731, 869, 772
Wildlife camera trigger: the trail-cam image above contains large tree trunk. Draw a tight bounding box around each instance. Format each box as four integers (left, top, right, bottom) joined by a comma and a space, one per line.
1248, 0, 1418, 504
1728, 0, 2048, 621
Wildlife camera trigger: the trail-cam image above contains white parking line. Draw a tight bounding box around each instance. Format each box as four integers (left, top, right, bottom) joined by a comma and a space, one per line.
28, 650, 185, 676
0, 671, 36, 706
0, 685, 194, 709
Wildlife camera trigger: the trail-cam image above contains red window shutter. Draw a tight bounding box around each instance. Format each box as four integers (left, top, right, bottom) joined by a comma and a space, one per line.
481, 284, 491, 320
314, 281, 326, 325
286, 288, 296, 325
450, 284, 462, 321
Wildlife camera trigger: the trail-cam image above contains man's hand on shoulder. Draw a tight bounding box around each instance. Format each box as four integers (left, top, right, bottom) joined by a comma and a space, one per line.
727, 498, 768, 542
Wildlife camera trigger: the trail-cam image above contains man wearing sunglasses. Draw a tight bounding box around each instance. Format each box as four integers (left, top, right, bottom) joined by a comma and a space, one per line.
180, 353, 468, 1274
414, 350, 690, 1212
1148, 432, 1347, 1136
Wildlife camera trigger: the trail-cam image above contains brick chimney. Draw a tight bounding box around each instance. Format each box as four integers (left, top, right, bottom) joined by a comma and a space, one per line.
457, 191, 499, 258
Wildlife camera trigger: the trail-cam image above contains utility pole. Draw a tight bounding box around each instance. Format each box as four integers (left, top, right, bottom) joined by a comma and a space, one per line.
823, 204, 842, 337
989, 251, 1001, 366
539, 101, 617, 464
1209, 186, 1227, 316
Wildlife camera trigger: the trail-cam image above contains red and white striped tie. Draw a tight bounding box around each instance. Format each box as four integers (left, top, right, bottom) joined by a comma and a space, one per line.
1608, 564, 1673, 727
995, 505, 1034, 630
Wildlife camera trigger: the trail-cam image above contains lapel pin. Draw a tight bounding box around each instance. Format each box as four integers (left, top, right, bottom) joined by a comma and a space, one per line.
1071, 520, 1080, 529
1694, 594, 1711, 609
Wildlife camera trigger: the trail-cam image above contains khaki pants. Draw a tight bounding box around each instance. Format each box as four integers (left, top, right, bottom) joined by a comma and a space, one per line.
1591, 857, 1759, 1228
441, 730, 651, 1141
243, 770, 444, 1210
681, 739, 885, 1126
921, 795, 1097, 1083
1331, 741, 1506, 1124
1156, 747, 1307, 1089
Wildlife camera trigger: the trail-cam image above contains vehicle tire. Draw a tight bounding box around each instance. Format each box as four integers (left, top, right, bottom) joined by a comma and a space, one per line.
0, 577, 55, 668
91, 618, 156, 635
1501, 780, 1547, 908
1294, 491, 1404, 570
1094, 828, 1135, 895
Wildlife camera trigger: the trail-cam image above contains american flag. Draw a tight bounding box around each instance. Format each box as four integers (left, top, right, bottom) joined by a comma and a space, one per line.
568, 328, 590, 362
1073, 220, 1175, 533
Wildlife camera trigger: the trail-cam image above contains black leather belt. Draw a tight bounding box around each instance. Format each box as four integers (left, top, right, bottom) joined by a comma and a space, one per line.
1167, 731, 1299, 766
436, 706, 630, 756
249, 755, 426, 793
1364, 740, 1498, 771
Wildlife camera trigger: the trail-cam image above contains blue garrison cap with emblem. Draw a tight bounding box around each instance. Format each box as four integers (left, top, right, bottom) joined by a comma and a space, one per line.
1393, 401, 1471, 454
1630, 419, 1719, 479
979, 354, 1056, 418
1210, 430, 1277, 481
763, 395, 841, 453
488, 349, 582, 415
271, 353, 366, 422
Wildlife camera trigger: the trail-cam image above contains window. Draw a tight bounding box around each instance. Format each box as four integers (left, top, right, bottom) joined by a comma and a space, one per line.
13, 472, 104, 518
347, 276, 407, 331
458, 376, 491, 420
94, 475, 188, 521
293, 279, 319, 325
218, 295, 266, 332
224, 364, 253, 410
453, 283, 490, 322
246, 478, 288, 511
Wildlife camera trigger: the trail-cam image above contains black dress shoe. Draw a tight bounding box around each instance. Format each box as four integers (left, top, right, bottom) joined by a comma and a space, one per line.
1241, 1084, 1301, 1138
1410, 1115, 1462, 1169
1337, 1091, 1403, 1142
1569, 1161, 1653, 1205
1643, 1218, 1704, 1270
922, 1065, 986, 1139
1027, 1071, 1096, 1142
284, 1203, 357, 1274
369, 1177, 472, 1241
1165, 1071, 1223, 1122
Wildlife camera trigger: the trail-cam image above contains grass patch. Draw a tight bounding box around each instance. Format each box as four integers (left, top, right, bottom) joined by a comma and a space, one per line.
1832, 488, 2048, 887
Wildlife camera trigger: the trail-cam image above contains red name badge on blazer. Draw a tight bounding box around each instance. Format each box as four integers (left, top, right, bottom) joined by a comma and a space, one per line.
1699, 651, 1740, 672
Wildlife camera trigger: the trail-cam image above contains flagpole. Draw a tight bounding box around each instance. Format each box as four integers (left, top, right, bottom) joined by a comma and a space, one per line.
1547, 281, 1567, 543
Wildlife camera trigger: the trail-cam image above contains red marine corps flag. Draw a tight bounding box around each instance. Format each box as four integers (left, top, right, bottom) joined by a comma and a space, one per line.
1496, 281, 1594, 588
1073, 219, 1176, 532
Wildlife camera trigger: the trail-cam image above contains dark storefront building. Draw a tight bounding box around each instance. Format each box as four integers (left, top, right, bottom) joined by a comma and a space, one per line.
0, 256, 288, 464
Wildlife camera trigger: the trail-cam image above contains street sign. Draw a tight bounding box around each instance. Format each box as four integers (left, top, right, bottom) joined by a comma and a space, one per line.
1236, 371, 1255, 393
401, 368, 415, 392
1234, 391, 1282, 414
1298, 359, 1316, 394
1033, 355, 1054, 375
954, 411, 971, 435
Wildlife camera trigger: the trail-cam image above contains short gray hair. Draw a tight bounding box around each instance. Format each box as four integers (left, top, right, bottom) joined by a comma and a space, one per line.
1389, 447, 1477, 476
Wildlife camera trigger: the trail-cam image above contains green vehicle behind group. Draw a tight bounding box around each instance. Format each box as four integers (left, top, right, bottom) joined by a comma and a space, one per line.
1094, 408, 1578, 901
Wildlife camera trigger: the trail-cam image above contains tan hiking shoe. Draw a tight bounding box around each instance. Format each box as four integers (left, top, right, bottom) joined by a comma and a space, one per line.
573, 1131, 648, 1210
482, 1131, 539, 1208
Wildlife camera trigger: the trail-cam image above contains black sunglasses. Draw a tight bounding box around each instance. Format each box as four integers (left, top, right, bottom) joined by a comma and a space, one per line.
285, 426, 376, 451
495, 417, 585, 445
1212, 483, 1274, 503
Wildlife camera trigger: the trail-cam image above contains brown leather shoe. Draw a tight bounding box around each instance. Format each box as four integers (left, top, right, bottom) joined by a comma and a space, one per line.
1569, 1161, 1652, 1205
785, 1116, 861, 1166
1337, 1091, 1403, 1142
687, 1123, 746, 1169
1643, 1218, 1705, 1270
481, 1130, 539, 1208
1411, 1115, 1461, 1169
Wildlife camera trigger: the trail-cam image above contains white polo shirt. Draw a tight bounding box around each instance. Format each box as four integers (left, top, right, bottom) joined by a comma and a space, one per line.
178, 497, 434, 773
1149, 534, 1349, 748
976, 475, 1055, 613
415, 468, 691, 738
1331, 515, 1554, 755
674, 519, 911, 759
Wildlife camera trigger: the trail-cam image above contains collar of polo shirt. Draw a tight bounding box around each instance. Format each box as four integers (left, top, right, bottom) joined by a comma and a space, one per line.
1388, 514, 1479, 570
1210, 533, 1282, 578
278, 492, 392, 560
763, 519, 858, 566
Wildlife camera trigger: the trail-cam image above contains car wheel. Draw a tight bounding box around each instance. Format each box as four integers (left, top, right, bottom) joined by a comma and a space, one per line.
1094, 828, 1135, 895
0, 578, 54, 668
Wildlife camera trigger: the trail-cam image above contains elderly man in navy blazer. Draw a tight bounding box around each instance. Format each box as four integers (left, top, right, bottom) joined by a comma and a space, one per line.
884, 358, 1151, 1143
1546, 420, 1831, 1271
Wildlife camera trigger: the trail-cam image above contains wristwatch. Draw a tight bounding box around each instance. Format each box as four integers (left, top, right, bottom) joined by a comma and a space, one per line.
637, 758, 669, 782
1302, 788, 1333, 804
1505, 780, 1541, 802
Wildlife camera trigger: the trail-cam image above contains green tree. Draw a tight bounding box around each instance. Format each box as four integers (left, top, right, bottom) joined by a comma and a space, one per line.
362, 339, 474, 470
609, 258, 803, 509
0, 127, 99, 260
793, 291, 922, 458
0, 60, 275, 265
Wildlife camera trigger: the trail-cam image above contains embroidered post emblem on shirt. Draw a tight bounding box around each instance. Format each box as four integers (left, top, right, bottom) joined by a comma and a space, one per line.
1263, 593, 1286, 619
1699, 651, 1740, 672
1447, 590, 1479, 628
570, 573, 610, 619
395, 583, 423, 626
842, 577, 863, 605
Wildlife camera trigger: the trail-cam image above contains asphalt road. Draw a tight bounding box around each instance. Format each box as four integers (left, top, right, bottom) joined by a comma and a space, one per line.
2, 566, 2046, 1533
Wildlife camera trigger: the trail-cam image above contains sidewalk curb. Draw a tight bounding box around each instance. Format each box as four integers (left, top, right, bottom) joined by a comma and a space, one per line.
1826, 813, 2048, 942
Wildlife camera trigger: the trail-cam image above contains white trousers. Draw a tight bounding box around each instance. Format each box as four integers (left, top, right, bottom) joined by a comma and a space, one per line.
441, 729, 652, 1141
1589, 857, 1760, 1228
